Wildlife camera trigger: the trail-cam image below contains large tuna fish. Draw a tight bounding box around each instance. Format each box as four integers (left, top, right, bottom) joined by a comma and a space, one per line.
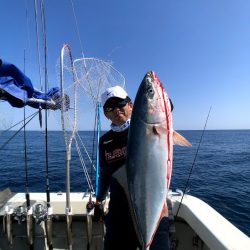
114, 71, 191, 249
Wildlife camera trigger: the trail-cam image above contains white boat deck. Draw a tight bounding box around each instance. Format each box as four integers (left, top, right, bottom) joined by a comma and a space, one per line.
170, 193, 250, 250
0, 190, 249, 250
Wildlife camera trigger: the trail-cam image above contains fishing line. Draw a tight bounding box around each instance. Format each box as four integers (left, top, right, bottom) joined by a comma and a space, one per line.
70, 0, 100, 196
0, 111, 39, 151
175, 106, 212, 219
33, 0, 43, 92
0, 111, 39, 134
70, 0, 100, 197
70, 0, 85, 58
25, 0, 31, 73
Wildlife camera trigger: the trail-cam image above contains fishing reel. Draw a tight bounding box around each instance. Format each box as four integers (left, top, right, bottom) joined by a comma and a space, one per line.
3, 205, 27, 226
13, 205, 27, 224
33, 202, 48, 224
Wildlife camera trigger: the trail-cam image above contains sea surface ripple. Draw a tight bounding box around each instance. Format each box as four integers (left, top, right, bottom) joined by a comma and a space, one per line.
0, 130, 249, 236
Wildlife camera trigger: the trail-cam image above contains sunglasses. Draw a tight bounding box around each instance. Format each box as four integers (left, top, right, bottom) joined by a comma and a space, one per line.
104, 98, 130, 112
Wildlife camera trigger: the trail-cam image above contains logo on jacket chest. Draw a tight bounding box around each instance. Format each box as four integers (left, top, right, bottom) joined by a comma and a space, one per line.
105, 146, 127, 161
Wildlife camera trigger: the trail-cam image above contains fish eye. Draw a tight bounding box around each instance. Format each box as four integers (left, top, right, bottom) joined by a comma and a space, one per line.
148, 87, 154, 94
147, 86, 154, 98
146, 77, 155, 98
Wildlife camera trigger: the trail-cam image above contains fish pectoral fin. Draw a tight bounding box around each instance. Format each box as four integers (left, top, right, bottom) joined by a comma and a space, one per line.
112, 164, 129, 195
152, 125, 167, 136
173, 131, 192, 147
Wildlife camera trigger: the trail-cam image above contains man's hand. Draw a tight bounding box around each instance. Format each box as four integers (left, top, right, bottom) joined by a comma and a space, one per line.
94, 203, 104, 222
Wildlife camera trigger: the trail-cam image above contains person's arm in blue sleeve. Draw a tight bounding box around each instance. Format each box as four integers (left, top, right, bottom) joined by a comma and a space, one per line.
94, 138, 111, 221
0, 59, 34, 97
96, 164, 111, 202
96, 137, 111, 202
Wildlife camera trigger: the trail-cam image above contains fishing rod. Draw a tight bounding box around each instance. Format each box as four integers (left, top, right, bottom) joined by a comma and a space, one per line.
175, 106, 212, 219
85, 102, 102, 250
2, 54, 37, 248
95, 102, 101, 196
23, 49, 30, 209
23, 49, 34, 250
33, 0, 43, 129
39, 1, 53, 248
28, 0, 54, 248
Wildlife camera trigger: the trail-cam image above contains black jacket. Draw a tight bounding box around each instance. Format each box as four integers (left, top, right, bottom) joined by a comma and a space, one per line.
97, 128, 128, 203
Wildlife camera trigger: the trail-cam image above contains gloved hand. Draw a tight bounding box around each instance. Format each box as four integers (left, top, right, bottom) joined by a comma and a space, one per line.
86, 201, 95, 213
93, 203, 104, 222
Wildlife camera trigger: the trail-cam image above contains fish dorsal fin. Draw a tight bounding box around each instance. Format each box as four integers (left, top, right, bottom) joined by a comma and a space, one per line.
173, 131, 192, 147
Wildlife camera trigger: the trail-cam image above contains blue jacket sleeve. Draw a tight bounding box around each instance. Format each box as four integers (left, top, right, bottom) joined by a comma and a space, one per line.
96, 137, 111, 201
0, 59, 34, 97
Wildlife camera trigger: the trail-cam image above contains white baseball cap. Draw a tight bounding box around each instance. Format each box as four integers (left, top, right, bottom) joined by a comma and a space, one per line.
101, 86, 128, 106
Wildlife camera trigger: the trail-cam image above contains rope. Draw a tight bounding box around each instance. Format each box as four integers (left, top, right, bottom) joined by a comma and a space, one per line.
75, 132, 96, 171
74, 138, 95, 193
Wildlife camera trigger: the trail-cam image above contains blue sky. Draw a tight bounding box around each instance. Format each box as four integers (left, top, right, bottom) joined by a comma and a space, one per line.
1, 0, 250, 130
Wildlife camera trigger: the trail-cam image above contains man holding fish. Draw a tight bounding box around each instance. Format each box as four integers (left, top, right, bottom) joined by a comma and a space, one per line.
95, 71, 190, 250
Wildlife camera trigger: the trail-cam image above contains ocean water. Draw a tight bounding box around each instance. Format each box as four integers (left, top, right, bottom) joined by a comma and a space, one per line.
0, 130, 249, 237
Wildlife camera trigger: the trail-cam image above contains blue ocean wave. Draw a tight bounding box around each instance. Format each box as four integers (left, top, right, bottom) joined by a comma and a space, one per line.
0, 130, 249, 236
